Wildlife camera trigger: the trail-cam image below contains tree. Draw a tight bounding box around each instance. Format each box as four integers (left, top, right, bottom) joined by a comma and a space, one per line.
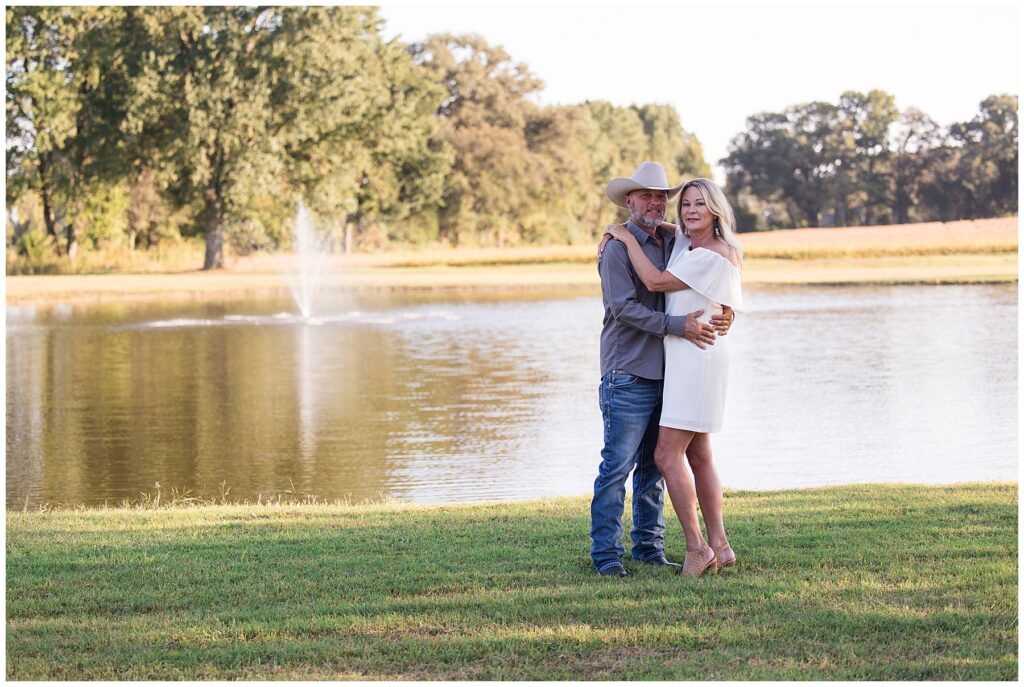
723, 104, 841, 228
268, 8, 448, 253
6, 6, 123, 257
633, 103, 711, 179
725, 95, 897, 228
410, 33, 545, 246
119, 6, 444, 267
836, 90, 898, 225
949, 94, 1018, 218
120, 7, 281, 268
573, 100, 710, 233
890, 108, 944, 224
521, 104, 597, 243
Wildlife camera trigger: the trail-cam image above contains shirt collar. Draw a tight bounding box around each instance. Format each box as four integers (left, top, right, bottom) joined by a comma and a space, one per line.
626, 220, 675, 248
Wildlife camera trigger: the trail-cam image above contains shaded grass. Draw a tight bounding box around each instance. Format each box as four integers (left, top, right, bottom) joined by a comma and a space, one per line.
6, 483, 1017, 680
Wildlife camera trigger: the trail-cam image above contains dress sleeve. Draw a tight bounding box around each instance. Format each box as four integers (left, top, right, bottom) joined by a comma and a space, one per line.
666, 250, 743, 311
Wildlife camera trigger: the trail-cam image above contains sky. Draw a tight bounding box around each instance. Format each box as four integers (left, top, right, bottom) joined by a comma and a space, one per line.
379, 2, 1020, 183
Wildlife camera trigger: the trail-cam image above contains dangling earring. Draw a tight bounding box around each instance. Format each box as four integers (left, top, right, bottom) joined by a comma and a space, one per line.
714, 220, 721, 238
682, 226, 690, 238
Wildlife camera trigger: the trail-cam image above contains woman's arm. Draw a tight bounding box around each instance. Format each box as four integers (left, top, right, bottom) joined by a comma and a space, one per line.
606, 225, 689, 293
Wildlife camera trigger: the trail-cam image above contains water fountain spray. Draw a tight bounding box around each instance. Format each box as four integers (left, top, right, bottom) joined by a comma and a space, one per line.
288, 201, 330, 320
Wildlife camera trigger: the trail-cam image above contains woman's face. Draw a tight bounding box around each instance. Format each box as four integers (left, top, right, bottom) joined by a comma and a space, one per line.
679, 186, 714, 234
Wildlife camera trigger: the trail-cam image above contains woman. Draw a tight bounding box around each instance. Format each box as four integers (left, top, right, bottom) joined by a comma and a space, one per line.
606, 178, 743, 576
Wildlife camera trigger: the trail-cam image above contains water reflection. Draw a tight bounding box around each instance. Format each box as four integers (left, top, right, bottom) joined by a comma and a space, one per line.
5, 284, 1018, 508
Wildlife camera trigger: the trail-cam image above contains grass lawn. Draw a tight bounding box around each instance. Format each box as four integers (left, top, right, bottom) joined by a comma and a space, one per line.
6, 483, 1017, 680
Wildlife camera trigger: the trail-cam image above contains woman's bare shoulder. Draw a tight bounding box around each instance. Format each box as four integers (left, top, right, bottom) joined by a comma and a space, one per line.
706, 240, 741, 267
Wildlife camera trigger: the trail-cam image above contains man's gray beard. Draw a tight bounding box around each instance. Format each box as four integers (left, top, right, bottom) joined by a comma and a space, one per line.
631, 208, 664, 229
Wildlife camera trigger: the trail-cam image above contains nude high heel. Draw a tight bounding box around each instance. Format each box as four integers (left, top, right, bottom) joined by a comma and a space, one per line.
682, 543, 718, 577
713, 542, 737, 569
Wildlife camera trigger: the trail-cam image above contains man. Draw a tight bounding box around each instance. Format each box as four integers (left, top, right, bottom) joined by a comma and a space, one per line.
591, 161, 733, 577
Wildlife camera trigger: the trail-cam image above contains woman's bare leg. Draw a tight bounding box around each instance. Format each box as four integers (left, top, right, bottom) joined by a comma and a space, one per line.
686, 433, 728, 550
653, 426, 704, 550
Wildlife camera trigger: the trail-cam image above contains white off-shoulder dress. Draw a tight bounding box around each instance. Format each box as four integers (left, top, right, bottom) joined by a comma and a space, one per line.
661, 231, 743, 433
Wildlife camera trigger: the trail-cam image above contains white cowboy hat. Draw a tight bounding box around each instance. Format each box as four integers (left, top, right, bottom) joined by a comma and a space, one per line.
605, 161, 683, 208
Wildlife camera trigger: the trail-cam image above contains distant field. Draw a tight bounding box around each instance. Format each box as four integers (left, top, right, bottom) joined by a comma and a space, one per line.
226, 216, 1017, 271
738, 216, 1018, 259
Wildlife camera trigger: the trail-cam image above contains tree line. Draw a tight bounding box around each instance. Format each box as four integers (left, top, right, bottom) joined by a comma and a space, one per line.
6, 7, 1018, 270
724, 91, 1018, 230
5, 6, 708, 268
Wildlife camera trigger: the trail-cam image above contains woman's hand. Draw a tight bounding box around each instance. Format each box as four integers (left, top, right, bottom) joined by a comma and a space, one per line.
606, 223, 631, 243
597, 223, 629, 258
712, 306, 735, 335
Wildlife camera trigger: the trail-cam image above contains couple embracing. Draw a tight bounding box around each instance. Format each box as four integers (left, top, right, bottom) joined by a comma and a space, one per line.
592, 161, 743, 578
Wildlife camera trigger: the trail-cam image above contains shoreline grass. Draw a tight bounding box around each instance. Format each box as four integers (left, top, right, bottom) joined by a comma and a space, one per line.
6, 482, 1017, 680
6, 217, 1017, 304
5, 252, 1018, 306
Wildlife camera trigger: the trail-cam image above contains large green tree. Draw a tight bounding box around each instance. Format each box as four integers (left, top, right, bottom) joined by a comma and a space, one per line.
120, 6, 443, 267
836, 90, 899, 225
410, 33, 546, 247
120, 6, 281, 268
6, 6, 123, 257
723, 104, 841, 228
725, 91, 1017, 228
268, 8, 447, 253
634, 103, 711, 180
890, 107, 944, 224
575, 100, 710, 232
948, 94, 1018, 218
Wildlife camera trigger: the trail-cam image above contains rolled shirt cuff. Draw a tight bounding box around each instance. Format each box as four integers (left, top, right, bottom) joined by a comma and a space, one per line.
666, 314, 686, 338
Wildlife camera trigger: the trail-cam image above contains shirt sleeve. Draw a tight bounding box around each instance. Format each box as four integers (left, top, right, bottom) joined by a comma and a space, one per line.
599, 240, 686, 338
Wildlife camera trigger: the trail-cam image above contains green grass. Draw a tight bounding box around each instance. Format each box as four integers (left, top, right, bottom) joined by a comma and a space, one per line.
6, 483, 1017, 680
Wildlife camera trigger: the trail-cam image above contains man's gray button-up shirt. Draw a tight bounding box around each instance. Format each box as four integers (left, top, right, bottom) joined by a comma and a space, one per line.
598, 220, 687, 380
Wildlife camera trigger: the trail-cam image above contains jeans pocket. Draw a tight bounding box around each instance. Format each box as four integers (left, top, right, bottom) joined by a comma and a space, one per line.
608, 370, 640, 388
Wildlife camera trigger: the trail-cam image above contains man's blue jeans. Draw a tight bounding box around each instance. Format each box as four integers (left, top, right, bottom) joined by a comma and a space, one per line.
590, 370, 666, 572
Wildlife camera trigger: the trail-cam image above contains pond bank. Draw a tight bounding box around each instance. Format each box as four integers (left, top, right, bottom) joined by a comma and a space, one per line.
5, 252, 1017, 305
6, 482, 1017, 680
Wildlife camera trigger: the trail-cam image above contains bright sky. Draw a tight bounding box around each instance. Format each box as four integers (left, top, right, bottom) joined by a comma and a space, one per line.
379, 2, 1020, 183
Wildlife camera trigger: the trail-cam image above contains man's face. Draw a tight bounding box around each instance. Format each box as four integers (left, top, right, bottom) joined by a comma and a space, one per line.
626, 189, 668, 229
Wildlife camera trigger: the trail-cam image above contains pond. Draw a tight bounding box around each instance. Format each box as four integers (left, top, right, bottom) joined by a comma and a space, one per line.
6, 283, 1017, 508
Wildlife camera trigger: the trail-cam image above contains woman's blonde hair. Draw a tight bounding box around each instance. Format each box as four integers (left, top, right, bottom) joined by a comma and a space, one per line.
677, 178, 743, 263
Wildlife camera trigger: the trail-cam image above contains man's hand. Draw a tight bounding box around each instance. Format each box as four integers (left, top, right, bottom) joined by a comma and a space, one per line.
684, 309, 716, 349
711, 306, 735, 336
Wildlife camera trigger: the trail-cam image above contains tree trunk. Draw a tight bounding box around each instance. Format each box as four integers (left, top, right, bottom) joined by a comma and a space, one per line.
37, 157, 63, 256
202, 185, 225, 270
894, 202, 909, 225
796, 200, 820, 228
784, 200, 801, 229
65, 223, 78, 259
344, 222, 353, 255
